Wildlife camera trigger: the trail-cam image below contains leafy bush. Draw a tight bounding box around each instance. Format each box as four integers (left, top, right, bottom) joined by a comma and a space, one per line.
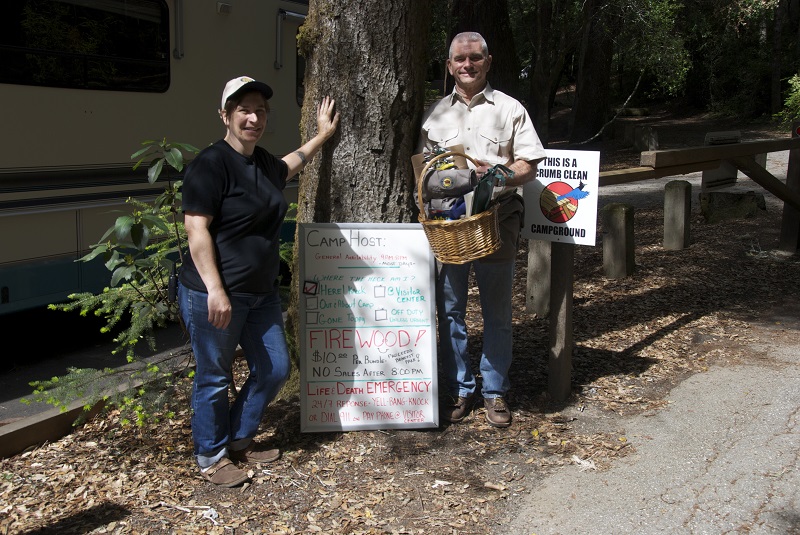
27, 139, 300, 425
776, 74, 800, 127
25, 139, 198, 425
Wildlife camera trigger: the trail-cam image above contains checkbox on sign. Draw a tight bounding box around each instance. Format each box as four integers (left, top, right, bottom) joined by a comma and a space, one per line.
303, 280, 319, 295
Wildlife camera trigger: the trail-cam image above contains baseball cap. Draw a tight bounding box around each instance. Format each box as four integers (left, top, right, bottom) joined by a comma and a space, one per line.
220, 76, 273, 110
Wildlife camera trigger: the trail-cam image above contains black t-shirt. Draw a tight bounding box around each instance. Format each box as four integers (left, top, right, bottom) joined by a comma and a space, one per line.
179, 140, 289, 294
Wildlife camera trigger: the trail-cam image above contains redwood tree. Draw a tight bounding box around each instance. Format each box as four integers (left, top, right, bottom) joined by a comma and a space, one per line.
296, 0, 431, 225
568, 0, 619, 144
287, 1, 431, 379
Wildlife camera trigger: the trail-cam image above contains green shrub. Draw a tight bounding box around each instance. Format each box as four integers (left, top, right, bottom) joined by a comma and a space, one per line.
28, 139, 300, 425
25, 139, 198, 424
776, 74, 800, 127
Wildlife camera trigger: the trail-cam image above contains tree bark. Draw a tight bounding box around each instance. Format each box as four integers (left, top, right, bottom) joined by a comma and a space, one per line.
297, 0, 431, 225
285, 1, 431, 384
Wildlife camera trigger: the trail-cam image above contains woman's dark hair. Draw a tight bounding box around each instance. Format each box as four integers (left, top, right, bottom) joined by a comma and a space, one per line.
223, 90, 270, 117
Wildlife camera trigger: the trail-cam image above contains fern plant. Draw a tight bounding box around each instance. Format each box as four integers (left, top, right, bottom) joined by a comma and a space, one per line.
25, 139, 199, 425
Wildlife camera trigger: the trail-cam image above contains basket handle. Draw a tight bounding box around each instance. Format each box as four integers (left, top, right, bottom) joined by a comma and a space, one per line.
417, 151, 481, 223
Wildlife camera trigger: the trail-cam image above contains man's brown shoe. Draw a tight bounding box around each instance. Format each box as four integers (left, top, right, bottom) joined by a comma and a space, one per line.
441, 393, 476, 423
200, 458, 250, 487
484, 397, 512, 428
230, 442, 281, 464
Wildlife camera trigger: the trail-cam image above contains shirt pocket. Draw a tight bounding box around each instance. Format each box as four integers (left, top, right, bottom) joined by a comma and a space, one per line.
478, 127, 513, 163
427, 128, 459, 148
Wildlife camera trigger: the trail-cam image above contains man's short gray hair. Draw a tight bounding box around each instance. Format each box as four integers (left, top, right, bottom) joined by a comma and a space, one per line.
449, 32, 489, 59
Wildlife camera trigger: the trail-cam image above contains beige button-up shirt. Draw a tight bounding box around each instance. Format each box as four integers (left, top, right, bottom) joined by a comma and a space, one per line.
417, 83, 546, 170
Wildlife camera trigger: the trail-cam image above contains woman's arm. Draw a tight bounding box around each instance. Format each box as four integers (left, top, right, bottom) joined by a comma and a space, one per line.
184, 211, 231, 329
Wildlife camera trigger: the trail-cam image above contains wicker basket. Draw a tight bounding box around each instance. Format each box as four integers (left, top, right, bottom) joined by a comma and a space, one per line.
417, 151, 501, 264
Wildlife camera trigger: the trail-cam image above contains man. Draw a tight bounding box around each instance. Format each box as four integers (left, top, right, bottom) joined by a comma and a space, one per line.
417, 32, 546, 428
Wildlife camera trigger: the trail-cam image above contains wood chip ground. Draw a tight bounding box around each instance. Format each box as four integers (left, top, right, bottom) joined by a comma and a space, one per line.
3, 113, 798, 535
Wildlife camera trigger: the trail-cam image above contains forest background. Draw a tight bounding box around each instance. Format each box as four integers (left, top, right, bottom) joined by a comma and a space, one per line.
295, 0, 800, 228
427, 0, 798, 144
290, 0, 800, 384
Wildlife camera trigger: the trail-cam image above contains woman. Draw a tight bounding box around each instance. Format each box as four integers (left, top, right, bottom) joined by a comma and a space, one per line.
178, 76, 339, 487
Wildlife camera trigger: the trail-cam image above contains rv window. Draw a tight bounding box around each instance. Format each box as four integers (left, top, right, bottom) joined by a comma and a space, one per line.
0, 0, 169, 92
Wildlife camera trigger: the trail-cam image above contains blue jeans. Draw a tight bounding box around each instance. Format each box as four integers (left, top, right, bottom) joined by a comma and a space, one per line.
178, 283, 290, 468
436, 260, 515, 399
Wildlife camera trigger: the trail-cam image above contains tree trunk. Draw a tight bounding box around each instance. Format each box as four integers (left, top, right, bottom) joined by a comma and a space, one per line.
771, 0, 788, 115
285, 1, 431, 386
569, 0, 616, 144
528, 0, 555, 144
527, 1, 575, 145
449, 0, 520, 99
297, 0, 431, 225
524, 0, 585, 145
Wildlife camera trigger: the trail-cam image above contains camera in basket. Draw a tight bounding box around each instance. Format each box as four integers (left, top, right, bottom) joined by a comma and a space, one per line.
414, 146, 476, 221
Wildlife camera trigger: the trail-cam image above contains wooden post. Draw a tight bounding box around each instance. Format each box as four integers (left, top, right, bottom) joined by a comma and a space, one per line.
526, 239, 551, 317
601, 203, 635, 278
663, 180, 692, 250
548, 242, 574, 402
779, 122, 800, 252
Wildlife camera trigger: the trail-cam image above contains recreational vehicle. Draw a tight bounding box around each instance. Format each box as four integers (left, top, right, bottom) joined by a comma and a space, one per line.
0, 0, 308, 315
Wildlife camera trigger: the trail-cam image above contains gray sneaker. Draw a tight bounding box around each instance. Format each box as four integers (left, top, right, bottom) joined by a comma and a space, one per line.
484, 397, 512, 428
441, 393, 476, 423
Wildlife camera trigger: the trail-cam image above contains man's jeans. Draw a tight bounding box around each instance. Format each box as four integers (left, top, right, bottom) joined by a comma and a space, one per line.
436, 260, 515, 399
178, 283, 290, 468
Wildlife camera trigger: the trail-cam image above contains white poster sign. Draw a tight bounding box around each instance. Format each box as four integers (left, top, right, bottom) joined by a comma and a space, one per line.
298, 223, 438, 432
522, 149, 600, 246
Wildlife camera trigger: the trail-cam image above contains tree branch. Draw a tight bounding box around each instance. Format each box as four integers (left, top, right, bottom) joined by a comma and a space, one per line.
575, 70, 644, 146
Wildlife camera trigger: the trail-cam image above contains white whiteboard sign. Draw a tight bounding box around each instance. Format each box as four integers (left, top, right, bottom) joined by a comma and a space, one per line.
298, 223, 439, 432
522, 149, 600, 246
